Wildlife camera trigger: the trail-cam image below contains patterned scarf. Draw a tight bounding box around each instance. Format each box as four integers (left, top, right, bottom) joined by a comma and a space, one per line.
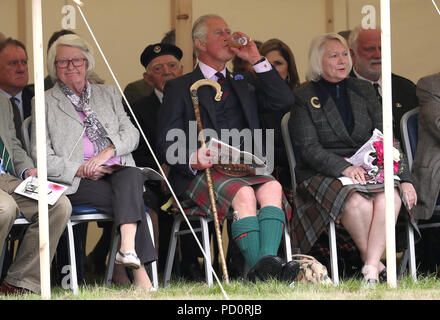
59, 81, 110, 155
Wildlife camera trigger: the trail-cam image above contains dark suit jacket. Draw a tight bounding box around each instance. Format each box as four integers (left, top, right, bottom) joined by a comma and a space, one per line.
157, 64, 295, 196
130, 92, 161, 169
350, 71, 418, 142
21, 85, 34, 121
289, 77, 412, 184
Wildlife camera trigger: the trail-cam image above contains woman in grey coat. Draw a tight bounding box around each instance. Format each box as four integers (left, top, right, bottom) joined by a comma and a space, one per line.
31, 34, 156, 292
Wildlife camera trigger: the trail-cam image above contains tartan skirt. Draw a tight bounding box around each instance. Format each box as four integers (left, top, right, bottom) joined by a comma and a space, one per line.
175, 169, 292, 223
290, 174, 418, 254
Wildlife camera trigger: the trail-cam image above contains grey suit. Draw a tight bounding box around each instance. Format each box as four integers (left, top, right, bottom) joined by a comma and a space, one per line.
412, 73, 440, 220
31, 83, 139, 195
0, 94, 71, 293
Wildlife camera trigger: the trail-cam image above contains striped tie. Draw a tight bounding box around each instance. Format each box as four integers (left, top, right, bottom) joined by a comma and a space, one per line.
0, 135, 13, 175
215, 72, 230, 100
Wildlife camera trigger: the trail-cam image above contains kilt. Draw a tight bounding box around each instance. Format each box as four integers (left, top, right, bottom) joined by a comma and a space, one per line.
290, 174, 419, 255
175, 169, 292, 223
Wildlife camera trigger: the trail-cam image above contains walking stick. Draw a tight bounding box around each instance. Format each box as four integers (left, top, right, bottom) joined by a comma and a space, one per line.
190, 79, 229, 283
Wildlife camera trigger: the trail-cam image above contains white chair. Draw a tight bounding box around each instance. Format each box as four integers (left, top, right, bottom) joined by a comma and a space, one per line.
0, 214, 31, 281
280, 112, 339, 285
67, 205, 158, 295
399, 107, 437, 282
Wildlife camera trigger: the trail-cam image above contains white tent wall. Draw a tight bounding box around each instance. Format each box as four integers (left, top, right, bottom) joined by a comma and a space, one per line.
2, 0, 438, 89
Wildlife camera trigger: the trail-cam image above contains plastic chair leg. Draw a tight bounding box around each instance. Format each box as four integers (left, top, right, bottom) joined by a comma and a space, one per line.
66, 220, 79, 295
163, 215, 182, 287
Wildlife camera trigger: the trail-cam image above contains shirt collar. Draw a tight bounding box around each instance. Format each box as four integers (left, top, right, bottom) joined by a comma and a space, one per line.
353, 68, 382, 87
0, 89, 22, 105
154, 88, 164, 103
198, 61, 226, 81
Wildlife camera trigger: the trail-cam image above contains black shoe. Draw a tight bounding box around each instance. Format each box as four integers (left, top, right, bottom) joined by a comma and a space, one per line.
280, 260, 300, 283
247, 255, 283, 282
379, 267, 387, 283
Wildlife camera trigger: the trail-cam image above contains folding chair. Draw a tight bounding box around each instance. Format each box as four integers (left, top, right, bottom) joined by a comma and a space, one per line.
281, 112, 339, 285
0, 214, 31, 281
67, 205, 158, 295
399, 107, 437, 282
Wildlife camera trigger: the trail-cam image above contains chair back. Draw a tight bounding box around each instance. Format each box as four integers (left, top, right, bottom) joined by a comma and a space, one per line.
281, 112, 297, 194
21, 116, 31, 155
400, 107, 419, 169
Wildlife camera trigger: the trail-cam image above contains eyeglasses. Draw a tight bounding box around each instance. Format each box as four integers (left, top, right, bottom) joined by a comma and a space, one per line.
55, 58, 87, 68
149, 61, 180, 74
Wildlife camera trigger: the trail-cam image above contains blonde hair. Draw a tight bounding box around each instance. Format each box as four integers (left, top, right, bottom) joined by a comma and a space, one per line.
306, 32, 352, 82
47, 34, 95, 82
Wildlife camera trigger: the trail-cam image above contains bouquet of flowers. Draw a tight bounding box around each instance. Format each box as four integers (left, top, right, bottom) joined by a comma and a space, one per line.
345, 129, 403, 184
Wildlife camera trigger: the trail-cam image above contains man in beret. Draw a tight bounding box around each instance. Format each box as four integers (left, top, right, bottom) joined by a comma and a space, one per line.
129, 42, 185, 276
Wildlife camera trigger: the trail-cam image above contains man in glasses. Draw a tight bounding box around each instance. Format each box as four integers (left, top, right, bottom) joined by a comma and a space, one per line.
0, 38, 34, 146
0, 94, 71, 295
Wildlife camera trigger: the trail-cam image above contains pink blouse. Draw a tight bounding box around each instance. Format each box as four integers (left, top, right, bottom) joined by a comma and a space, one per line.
77, 111, 121, 165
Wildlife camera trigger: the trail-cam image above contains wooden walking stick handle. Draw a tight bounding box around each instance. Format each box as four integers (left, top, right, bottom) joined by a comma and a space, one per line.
190, 79, 229, 283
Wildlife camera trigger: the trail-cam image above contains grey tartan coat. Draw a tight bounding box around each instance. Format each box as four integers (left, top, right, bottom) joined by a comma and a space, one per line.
288, 77, 412, 184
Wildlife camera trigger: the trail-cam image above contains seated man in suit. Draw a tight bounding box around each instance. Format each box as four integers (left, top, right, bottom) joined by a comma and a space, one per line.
0, 94, 71, 295
157, 14, 298, 282
348, 26, 418, 142
0, 38, 35, 146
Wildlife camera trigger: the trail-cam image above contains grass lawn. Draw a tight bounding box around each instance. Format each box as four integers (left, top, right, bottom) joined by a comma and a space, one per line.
2, 275, 440, 300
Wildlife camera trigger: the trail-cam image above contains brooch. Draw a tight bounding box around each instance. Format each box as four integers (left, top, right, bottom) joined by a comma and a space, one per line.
310, 97, 321, 109
234, 74, 244, 80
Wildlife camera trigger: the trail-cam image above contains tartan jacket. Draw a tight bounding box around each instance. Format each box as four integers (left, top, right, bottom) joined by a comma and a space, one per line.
289, 77, 412, 184
157, 64, 295, 196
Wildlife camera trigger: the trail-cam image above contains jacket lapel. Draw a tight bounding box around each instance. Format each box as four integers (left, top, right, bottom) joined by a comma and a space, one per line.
313, 82, 354, 146
192, 65, 218, 132
52, 83, 83, 125
228, 70, 252, 128
346, 79, 371, 143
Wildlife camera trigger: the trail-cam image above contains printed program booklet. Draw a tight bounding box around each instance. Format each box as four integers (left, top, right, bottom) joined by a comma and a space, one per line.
206, 137, 267, 169
14, 176, 68, 205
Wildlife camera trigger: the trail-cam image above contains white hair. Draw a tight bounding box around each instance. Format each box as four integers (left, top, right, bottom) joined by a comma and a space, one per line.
47, 34, 95, 82
192, 14, 223, 57
306, 32, 352, 82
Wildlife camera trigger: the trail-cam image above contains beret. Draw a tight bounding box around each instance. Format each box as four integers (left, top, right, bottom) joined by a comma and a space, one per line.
140, 43, 183, 68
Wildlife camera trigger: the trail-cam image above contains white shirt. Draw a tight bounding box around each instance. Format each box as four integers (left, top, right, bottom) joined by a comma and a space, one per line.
352, 68, 382, 96
0, 89, 24, 121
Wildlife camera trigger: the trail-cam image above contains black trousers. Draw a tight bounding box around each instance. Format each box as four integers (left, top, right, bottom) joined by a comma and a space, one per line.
67, 167, 157, 265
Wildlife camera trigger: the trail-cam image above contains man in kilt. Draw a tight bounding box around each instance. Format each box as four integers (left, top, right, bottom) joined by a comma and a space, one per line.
157, 14, 298, 282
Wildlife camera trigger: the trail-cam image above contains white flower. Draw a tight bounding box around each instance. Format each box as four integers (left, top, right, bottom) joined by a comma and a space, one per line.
393, 147, 401, 162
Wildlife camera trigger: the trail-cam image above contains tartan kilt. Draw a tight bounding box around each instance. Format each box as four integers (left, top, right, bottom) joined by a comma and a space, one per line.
290, 174, 419, 255
175, 169, 292, 223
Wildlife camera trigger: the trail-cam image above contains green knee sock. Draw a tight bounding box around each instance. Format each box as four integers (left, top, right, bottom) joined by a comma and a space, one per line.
231, 216, 260, 269
258, 206, 286, 257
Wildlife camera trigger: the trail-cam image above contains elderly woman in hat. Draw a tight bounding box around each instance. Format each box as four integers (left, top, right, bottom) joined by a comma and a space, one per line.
30, 34, 156, 292
288, 33, 417, 286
